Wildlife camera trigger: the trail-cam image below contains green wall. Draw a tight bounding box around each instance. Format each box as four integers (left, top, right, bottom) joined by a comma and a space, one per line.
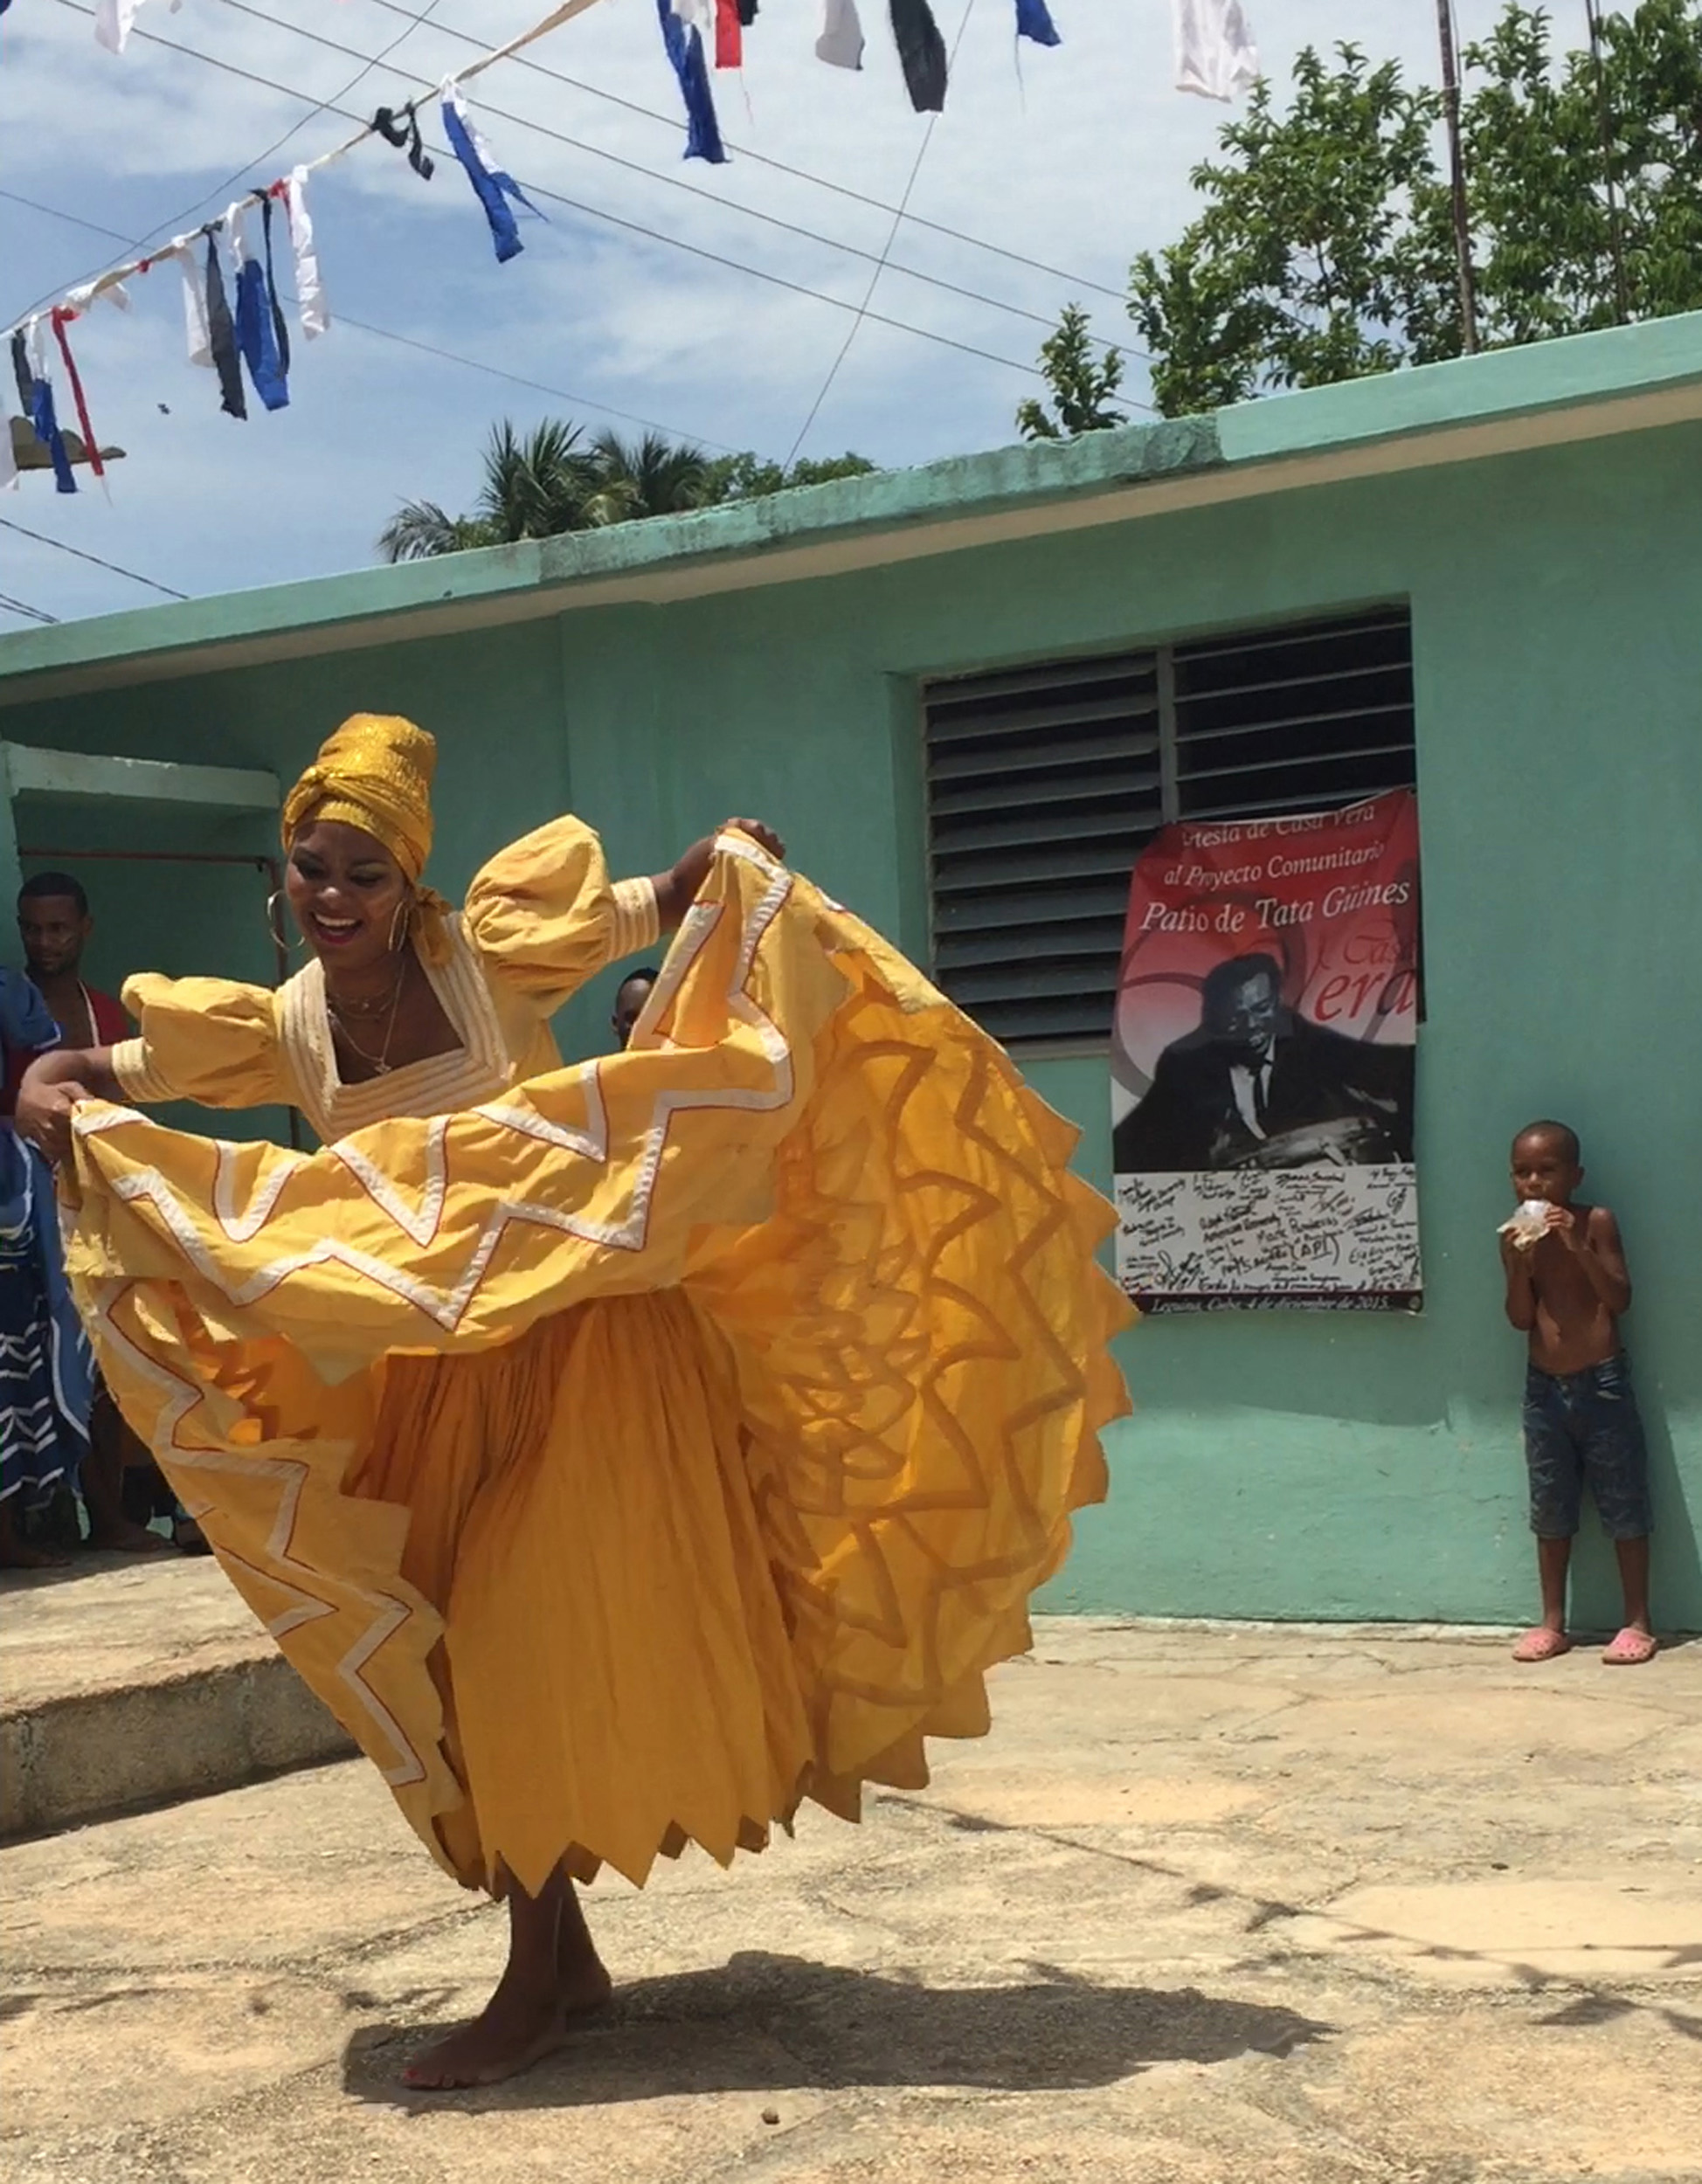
9, 418, 1700, 1629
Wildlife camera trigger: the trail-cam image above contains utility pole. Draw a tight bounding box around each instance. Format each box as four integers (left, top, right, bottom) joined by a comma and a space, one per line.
1436, 0, 1480, 354
1584, 0, 1632, 323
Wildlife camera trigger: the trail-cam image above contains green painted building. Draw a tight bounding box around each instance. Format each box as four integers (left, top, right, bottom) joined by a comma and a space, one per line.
3, 314, 1699, 1631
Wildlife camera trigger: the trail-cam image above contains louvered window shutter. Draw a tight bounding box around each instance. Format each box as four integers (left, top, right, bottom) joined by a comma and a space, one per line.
922, 612, 1415, 1046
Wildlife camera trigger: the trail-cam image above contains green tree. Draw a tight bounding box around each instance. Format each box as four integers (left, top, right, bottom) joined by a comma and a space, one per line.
380, 424, 877, 560
1015, 303, 1129, 439
701, 451, 878, 499
583, 428, 719, 524
1128, 45, 1457, 417
1114, 0, 1702, 421
378, 419, 599, 562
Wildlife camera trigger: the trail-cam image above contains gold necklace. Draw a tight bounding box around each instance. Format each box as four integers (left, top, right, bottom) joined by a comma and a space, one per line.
329, 962, 408, 1077
325, 964, 406, 1019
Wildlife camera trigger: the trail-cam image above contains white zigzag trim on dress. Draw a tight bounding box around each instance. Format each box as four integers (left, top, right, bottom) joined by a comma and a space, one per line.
74, 854, 799, 1335
215, 1144, 311, 1243
85, 1282, 437, 1792
333, 1117, 452, 1249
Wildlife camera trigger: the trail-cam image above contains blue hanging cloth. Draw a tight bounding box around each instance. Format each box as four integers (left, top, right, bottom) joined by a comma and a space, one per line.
12, 328, 75, 494
1016, 0, 1061, 47
656, 0, 727, 165
234, 207, 289, 412
441, 85, 544, 264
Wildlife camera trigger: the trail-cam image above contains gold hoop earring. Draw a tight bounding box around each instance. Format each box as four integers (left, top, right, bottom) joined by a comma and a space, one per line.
389, 895, 413, 954
266, 892, 303, 953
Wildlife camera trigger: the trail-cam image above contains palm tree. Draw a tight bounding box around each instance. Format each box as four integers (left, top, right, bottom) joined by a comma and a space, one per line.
377, 418, 713, 561
376, 501, 502, 562
378, 418, 602, 562
584, 429, 716, 524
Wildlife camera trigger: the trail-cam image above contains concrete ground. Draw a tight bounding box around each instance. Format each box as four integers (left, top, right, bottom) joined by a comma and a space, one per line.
3, 1618, 1700, 2184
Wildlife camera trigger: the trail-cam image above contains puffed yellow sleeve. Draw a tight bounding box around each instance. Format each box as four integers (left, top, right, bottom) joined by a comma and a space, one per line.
110, 975, 295, 1111
461, 815, 661, 1011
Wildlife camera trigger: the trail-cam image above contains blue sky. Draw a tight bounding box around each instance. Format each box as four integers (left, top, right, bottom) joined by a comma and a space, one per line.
2, 0, 1518, 625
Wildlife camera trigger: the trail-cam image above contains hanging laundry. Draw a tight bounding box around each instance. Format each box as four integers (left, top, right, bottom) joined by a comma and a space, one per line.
656, 0, 727, 164
93, 0, 182, 54
817, 0, 863, 70
259, 194, 293, 380
1015, 0, 1061, 48
48, 310, 108, 484
63, 276, 132, 318
204, 231, 247, 420
441, 82, 543, 265
372, 101, 435, 182
889, 0, 947, 113
1173, 0, 1257, 102
283, 168, 329, 339
177, 240, 213, 366
10, 331, 33, 417
19, 324, 75, 494
713, 0, 743, 68
231, 204, 289, 411
0, 332, 19, 493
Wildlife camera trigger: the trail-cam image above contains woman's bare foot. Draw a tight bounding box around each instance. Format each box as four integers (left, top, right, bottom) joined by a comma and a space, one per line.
400, 1864, 611, 2092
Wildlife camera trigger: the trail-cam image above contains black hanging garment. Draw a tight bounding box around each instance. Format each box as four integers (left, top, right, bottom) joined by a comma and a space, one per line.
204, 232, 247, 420
889, 0, 947, 113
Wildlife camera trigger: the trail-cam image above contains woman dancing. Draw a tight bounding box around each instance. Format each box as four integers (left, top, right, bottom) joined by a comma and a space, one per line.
17, 713, 1129, 2091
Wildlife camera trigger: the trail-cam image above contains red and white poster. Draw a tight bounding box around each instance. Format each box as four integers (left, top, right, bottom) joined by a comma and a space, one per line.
1112, 790, 1422, 1310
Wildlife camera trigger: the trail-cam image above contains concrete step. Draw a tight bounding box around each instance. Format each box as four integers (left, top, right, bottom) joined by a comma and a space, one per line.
0, 1553, 354, 1840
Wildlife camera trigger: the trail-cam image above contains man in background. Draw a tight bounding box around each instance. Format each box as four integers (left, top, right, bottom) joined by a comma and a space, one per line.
8, 874, 129, 1110
5, 873, 188, 1553
612, 967, 660, 1051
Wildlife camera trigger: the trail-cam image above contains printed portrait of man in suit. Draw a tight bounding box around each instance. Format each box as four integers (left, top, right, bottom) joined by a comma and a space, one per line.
1113, 951, 1412, 1174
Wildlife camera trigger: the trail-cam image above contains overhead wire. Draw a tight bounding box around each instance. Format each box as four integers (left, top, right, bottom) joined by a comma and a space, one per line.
204, 0, 1136, 355
0, 591, 64, 626
0, 515, 191, 599
785, 0, 979, 464
0, 185, 749, 450
10, 0, 454, 329
355, 0, 1127, 301
36, 0, 1052, 380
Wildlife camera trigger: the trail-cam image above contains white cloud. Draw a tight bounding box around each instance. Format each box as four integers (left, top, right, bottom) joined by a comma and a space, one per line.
2, 0, 1514, 625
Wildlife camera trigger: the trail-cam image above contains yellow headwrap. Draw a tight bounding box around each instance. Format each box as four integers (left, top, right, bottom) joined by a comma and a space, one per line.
282, 714, 453, 963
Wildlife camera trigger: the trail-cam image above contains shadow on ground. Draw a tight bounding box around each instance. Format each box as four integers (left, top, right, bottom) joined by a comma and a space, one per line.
342, 1951, 1332, 2111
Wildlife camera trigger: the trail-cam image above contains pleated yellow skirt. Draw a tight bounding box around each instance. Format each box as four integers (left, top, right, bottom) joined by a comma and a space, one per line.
64, 841, 1131, 1896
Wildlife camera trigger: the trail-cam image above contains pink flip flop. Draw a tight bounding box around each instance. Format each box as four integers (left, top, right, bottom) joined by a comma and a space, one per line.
1602, 1627, 1658, 1665
1512, 1627, 1572, 1662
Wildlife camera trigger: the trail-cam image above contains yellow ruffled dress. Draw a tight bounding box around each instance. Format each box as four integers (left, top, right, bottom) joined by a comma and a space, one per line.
65, 819, 1131, 1897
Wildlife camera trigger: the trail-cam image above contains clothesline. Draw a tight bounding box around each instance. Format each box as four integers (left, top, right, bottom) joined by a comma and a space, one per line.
22, 0, 611, 328
1, 0, 1259, 498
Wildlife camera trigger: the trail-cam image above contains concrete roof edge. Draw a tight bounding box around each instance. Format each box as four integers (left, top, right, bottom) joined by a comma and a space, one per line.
0, 413, 1221, 693
1217, 308, 1702, 461
1, 310, 1699, 695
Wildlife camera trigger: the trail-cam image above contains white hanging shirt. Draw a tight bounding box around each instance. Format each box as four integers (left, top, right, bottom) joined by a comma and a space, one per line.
817, 0, 866, 70
94, 0, 182, 55
176, 242, 212, 367
1174, 0, 1258, 102
286, 169, 329, 340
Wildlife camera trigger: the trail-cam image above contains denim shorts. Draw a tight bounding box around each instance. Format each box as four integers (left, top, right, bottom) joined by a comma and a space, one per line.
1523, 1354, 1652, 1540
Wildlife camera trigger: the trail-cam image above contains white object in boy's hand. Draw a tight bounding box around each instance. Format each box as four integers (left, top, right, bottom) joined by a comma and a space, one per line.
1498, 1199, 1551, 1250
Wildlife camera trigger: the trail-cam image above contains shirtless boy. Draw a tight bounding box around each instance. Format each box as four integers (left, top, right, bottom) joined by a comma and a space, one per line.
1500, 1121, 1655, 1665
